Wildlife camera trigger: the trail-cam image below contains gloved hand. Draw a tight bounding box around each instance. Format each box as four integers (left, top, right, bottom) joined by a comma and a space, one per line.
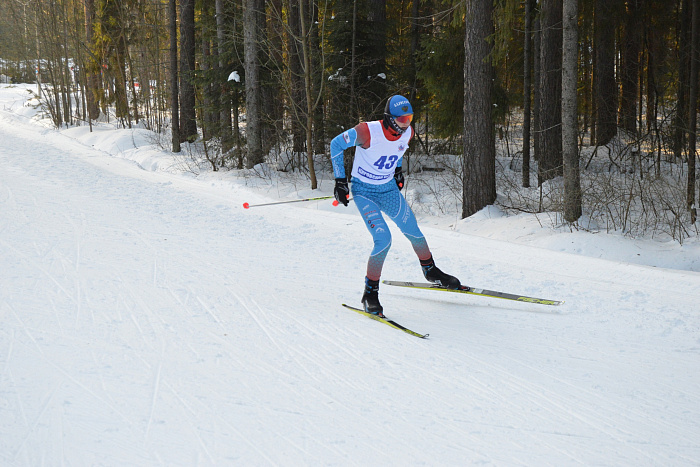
394, 166, 405, 191
334, 178, 349, 206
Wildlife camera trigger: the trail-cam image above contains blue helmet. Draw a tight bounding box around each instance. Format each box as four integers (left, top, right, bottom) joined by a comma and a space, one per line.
383, 95, 413, 134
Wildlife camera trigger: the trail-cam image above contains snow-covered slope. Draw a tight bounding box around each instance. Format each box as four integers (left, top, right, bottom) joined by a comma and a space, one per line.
1, 84, 699, 465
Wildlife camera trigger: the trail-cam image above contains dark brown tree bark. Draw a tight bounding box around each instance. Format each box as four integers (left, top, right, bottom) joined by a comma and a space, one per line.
299, 0, 317, 188
366, 0, 387, 113
537, 0, 563, 185
287, 0, 305, 154
533, 15, 541, 163
179, 0, 197, 142
688, 0, 699, 222
522, 0, 534, 188
675, 0, 692, 158
619, 0, 642, 134
261, 0, 282, 156
244, 0, 263, 168
462, 0, 496, 218
83, 0, 100, 121
216, 0, 233, 155
309, 1, 325, 156
169, 0, 180, 152
563, 0, 582, 221
594, 0, 618, 145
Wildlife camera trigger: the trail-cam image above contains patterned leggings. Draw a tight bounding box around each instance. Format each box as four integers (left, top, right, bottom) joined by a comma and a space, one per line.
351, 178, 431, 280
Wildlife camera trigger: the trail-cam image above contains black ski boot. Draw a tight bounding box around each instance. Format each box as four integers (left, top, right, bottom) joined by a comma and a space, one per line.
421, 256, 461, 289
361, 278, 385, 318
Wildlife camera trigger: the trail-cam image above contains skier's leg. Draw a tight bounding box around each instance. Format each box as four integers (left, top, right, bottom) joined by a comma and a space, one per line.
353, 193, 392, 281
351, 182, 390, 315
384, 188, 431, 261
387, 188, 462, 288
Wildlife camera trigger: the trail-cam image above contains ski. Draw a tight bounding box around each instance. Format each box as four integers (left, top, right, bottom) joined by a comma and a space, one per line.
382, 281, 564, 306
342, 304, 429, 339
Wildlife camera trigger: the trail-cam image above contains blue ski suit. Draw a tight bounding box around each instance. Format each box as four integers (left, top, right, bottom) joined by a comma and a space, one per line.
330, 120, 431, 280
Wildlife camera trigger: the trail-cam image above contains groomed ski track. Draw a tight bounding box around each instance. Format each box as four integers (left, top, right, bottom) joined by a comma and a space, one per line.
1, 90, 699, 465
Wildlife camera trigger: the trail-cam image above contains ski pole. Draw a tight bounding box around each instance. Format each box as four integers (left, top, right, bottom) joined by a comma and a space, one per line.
242, 195, 350, 209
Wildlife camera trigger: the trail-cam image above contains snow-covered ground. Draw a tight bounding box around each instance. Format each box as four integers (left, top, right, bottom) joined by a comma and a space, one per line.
1, 83, 699, 465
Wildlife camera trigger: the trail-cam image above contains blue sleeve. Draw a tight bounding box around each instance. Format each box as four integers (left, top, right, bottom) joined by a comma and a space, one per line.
330, 128, 358, 180
397, 127, 413, 169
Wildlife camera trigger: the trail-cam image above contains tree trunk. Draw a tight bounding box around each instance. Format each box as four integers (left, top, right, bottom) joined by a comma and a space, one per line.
169, 0, 180, 152
201, 35, 212, 141
113, 38, 129, 122
409, 0, 421, 103
366, 0, 387, 113
533, 15, 541, 163
619, 0, 641, 134
299, 0, 317, 188
179, 0, 197, 142
462, 0, 496, 218
646, 29, 658, 135
350, 0, 358, 120
244, 0, 263, 168
310, 1, 325, 156
83, 0, 100, 121
688, 0, 699, 222
590, 7, 597, 145
562, 0, 582, 222
522, 0, 534, 188
216, 0, 233, 155
288, 0, 305, 154
595, 0, 618, 145
538, 0, 563, 185
675, 0, 692, 158
261, 0, 282, 156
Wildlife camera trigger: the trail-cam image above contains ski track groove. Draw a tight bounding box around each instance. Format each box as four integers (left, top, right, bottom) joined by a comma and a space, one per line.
392, 355, 541, 463
152, 272, 357, 461
144, 348, 164, 449
0, 237, 79, 309
266, 294, 376, 365
444, 342, 675, 464
494, 288, 700, 449
61, 211, 85, 326
158, 380, 217, 465
1, 323, 15, 387
504, 346, 700, 447
384, 320, 629, 465
162, 381, 282, 466
234, 289, 378, 383
201, 305, 426, 461
196, 296, 225, 330
220, 273, 586, 462
5, 300, 133, 427
11, 380, 62, 463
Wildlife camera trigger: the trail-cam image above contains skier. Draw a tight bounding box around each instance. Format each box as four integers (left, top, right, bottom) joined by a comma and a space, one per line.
331, 94, 461, 317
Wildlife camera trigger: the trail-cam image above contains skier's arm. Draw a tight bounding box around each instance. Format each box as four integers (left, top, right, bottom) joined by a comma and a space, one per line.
396, 127, 415, 169
330, 123, 371, 179
330, 129, 356, 180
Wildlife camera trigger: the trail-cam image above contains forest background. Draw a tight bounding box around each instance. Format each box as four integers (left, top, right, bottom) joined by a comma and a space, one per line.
0, 0, 698, 243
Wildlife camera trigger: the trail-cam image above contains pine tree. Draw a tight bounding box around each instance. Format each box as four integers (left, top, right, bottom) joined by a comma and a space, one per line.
179, 0, 197, 142
537, 0, 563, 185
562, 0, 582, 221
462, 0, 496, 218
